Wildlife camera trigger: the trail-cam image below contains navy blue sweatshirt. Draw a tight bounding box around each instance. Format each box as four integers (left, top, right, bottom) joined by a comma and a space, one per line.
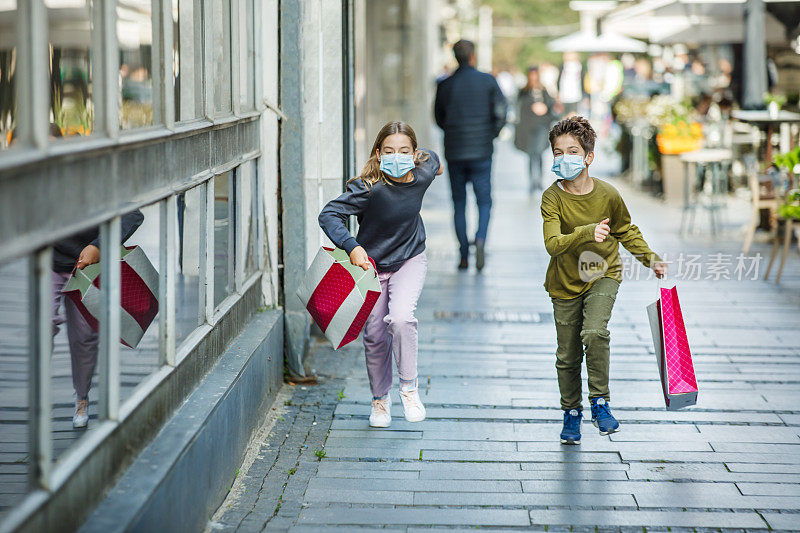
318, 150, 440, 272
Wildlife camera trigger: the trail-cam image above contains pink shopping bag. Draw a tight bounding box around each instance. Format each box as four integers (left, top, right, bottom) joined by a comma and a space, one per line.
62, 245, 159, 349
646, 284, 698, 410
296, 246, 382, 350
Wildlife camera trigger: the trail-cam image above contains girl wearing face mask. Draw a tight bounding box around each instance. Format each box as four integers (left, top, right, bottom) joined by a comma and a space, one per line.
319, 121, 442, 428
540, 116, 667, 445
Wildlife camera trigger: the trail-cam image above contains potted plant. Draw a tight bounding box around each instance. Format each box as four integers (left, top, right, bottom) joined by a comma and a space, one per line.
773, 146, 799, 190
778, 190, 800, 220
646, 96, 703, 204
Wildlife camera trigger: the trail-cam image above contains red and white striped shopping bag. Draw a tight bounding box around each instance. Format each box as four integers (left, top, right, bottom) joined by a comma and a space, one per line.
296, 246, 382, 349
62, 245, 159, 348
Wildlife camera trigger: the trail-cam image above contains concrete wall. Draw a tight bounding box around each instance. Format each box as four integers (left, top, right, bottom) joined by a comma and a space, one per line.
260, 0, 281, 307
78, 310, 284, 533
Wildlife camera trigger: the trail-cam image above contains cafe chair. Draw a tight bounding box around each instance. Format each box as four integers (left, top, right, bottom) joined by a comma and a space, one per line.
742, 164, 779, 255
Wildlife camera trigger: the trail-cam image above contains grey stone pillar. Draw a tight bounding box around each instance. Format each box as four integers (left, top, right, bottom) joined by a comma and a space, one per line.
743, 0, 768, 110
279, 0, 309, 378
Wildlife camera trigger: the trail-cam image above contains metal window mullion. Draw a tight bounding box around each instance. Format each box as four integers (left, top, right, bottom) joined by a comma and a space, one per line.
28, 247, 52, 490
230, 0, 240, 115
97, 0, 119, 138
202, 0, 213, 119
159, 198, 177, 366
204, 177, 215, 320
151, 0, 163, 124
18, 0, 48, 149
162, 0, 176, 127
98, 218, 121, 421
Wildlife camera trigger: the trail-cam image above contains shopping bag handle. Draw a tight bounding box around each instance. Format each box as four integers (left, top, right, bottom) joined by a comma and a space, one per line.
353, 257, 378, 284
368, 256, 378, 278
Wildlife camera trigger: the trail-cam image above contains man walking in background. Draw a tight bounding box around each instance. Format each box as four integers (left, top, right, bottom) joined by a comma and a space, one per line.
434, 39, 507, 271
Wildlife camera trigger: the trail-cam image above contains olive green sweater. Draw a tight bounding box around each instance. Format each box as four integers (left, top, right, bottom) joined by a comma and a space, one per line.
540, 178, 661, 299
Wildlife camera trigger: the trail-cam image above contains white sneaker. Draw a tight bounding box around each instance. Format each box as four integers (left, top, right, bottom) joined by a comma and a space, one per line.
73, 398, 89, 429
369, 395, 392, 428
399, 386, 426, 422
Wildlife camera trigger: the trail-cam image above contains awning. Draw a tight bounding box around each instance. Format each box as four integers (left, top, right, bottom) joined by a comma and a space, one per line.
548, 30, 648, 52
604, 0, 788, 44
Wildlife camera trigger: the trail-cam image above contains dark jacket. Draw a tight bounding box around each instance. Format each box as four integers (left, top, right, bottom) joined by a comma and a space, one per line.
52, 210, 145, 273
514, 87, 556, 154
434, 65, 507, 162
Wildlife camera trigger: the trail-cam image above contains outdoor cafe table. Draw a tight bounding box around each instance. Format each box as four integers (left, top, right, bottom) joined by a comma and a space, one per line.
679, 148, 733, 236
732, 109, 800, 163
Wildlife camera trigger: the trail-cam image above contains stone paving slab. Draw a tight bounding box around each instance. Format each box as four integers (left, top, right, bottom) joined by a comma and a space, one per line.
528, 509, 768, 529
761, 513, 800, 530
411, 491, 637, 507
296, 507, 532, 527
210, 140, 800, 531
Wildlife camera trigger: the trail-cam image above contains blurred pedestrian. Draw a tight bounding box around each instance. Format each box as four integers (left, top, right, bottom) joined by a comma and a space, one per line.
318, 121, 442, 428
434, 39, 507, 271
559, 52, 583, 115
539, 61, 560, 100
540, 116, 667, 445
515, 66, 557, 194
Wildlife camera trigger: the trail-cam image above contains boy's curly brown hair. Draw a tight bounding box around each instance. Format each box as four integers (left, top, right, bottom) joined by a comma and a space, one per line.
548, 116, 596, 154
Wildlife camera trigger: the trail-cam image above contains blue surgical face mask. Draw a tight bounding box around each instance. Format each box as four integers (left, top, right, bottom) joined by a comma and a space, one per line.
552, 153, 587, 181
379, 153, 415, 179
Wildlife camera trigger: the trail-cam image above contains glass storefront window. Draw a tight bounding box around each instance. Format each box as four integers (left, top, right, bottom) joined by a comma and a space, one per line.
0, 257, 29, 520
211, 0, 232, 116
238, 161, 259, 279
118, 204, 161, 405
176, 188, 201, 344
237, 0, 254, 110
214, 172, 234, 307
47, 0, 94, 139
118, 0, 153, 129
173, 0, 203, 122
0, 1, 16, 150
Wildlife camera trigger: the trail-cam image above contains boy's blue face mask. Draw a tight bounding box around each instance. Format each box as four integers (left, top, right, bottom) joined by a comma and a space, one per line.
552, 153, 587, 181
379, 153, 415, 179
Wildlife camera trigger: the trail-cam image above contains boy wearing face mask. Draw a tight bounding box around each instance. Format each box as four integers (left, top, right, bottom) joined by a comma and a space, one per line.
541, 116, 667, 445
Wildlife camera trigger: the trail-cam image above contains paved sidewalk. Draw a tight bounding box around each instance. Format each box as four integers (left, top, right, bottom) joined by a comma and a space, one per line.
211, 140, 800, 531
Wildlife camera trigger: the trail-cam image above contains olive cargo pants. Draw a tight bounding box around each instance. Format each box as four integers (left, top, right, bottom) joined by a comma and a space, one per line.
551, 277, 619, 411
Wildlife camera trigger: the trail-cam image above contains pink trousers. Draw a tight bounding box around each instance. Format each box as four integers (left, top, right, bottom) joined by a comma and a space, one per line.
362, 252, 427, 398
52, 271, 99, 399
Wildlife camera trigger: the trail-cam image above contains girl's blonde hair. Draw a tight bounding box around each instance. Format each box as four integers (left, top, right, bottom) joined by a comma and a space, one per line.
350, 121, 429, 187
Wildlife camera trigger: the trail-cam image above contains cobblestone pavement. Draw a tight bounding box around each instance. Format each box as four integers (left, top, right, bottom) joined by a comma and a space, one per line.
210, 139, 800, 531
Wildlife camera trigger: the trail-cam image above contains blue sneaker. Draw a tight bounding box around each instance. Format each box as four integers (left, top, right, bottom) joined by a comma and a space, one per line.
591, 397, 620, 435
560, 409, 582, 445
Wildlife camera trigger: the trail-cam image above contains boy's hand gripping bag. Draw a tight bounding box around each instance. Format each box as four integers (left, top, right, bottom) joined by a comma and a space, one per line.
646, 284, 698, 410
62, 245, 160, 349
296, 246, 381, 350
